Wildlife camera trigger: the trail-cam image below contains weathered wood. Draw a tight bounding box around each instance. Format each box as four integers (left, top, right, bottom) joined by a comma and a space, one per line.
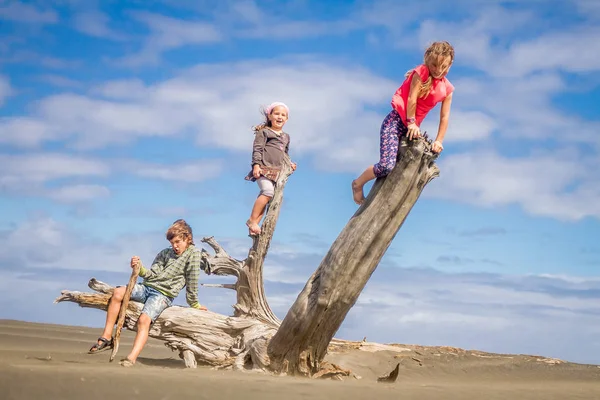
109, 262, 140, 362
55, 279, 278, 368
56, 155, 295, 371
55, 137, 439, 378
266, 137, 439, 375
204, 155, 292, 326
377, 363, 400, 383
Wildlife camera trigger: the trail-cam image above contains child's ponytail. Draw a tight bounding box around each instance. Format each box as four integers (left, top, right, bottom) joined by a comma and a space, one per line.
252, 105, 271, 133
404, 69, 433, 99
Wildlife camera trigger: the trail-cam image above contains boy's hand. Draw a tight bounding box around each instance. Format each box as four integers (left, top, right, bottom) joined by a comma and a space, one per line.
130, 256, 140, 269
252, 164, 262, 179
407, 123, 421, 140
431, 140, 444, 153
291, 162, 297, 171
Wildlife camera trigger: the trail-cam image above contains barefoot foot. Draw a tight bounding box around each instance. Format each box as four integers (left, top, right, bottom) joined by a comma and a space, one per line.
351, 180, 365, 205
246, 219, 261, 235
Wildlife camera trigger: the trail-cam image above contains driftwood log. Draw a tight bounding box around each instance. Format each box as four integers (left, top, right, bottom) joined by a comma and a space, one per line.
55, 137, 440, 378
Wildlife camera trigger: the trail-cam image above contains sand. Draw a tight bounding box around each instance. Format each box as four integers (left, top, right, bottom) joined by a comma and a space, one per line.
1, 319, 599, 400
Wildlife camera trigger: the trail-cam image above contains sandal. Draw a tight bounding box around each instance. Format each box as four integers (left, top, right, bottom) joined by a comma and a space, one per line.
120, 357, 135, 367
88, 337, 113, 354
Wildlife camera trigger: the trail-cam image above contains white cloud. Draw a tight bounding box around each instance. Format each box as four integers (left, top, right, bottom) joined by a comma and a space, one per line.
574, 0, 600, 19
47, 184, 110, 203
0, 118, 56, 148
0, 216, 165, 272
72, 10, 126, 40
0, 1, 58, 23
426, 150, 600, 221
0, 153, 110, 189
421, 110, 497, 141
447, 72, 600, 146
0, 75, 12, 106
0, 59, 397, 170
0, 152, 227, 203
37, 74, 83, 88
504, 26, 600, 75
114, 11, 222, 67
91, 78, 147, 99
124, 159, 224, 183
1, 50, 82, 69
413, 5, 600, 78
337, 267, 600, 364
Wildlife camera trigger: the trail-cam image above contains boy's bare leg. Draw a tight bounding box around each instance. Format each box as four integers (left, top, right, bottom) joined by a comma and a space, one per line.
123, 313, 152, 364
98, 286, 126, 344
352, 166, 376, 205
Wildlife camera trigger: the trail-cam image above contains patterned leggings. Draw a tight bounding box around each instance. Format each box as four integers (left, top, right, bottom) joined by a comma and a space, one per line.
373, 109, 408, 178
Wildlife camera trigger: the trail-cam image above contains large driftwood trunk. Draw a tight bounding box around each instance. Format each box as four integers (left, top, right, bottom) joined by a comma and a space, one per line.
55, 137, 439, 377
267, 137, 439, 375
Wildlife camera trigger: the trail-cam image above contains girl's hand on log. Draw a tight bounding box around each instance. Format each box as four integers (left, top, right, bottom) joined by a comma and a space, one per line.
130, 256, 140, 269
431, 140, 444, 153
252, 164, 262, 179
407, 123, 421, 140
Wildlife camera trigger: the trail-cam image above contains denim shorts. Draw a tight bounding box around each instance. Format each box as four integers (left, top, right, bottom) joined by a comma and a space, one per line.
129, 283, 173, 322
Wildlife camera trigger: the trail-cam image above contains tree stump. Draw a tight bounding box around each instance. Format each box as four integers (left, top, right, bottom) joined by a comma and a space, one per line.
55, 137, 440, 377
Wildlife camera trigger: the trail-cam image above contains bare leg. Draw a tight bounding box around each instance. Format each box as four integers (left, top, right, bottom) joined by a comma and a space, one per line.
88, 286, 126, 353
352, 110, 403, 205
122, 313, 151, 365
352, 166, 376, 205
100, 286, 125, 342
246, 194, 271, 235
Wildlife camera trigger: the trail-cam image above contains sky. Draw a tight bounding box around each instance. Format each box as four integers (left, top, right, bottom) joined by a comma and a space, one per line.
1, 0, 600, 365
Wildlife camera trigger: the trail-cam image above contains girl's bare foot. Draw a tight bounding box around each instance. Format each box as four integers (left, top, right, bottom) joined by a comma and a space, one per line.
352, 180, 365, 205
246, 219, 261, 235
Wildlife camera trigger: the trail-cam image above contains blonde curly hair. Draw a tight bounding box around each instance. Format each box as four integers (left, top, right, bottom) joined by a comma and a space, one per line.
405, 41, 455, 99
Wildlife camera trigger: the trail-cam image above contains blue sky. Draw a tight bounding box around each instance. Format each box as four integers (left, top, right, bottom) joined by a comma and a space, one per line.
1, 0, 600, 365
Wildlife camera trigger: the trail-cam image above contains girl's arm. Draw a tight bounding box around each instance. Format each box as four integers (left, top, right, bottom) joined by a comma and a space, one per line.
406, 72, 422, 139
435, 93, 453, 143
251, 130, 267, 167
406, 72, 422, 123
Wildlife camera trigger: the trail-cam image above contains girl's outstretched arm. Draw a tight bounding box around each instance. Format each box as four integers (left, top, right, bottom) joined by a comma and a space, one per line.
406, 72, 422, 140
435, 92, 453, 144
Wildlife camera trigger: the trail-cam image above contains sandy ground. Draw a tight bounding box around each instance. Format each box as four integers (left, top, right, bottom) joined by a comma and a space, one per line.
1, 319, 599, 400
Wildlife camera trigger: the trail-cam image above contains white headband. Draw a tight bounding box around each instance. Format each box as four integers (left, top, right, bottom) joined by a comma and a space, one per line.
266, 101, 289, 115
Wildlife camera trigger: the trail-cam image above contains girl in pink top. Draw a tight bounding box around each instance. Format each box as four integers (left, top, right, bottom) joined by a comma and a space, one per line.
352, 41, 455, 205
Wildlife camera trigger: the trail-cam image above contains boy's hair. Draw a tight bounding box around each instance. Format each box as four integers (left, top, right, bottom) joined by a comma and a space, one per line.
166, 219, 194, 245
405, 41, 455, 99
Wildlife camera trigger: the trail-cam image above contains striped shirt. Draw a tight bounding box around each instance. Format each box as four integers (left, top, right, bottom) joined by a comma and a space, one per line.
138, 244, 208, 309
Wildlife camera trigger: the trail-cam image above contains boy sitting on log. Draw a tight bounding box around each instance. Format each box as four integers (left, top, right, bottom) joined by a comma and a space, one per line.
88, 219, 209, 367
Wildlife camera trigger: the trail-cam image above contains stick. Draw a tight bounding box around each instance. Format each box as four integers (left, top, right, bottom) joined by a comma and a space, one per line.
109, 262, 140, 362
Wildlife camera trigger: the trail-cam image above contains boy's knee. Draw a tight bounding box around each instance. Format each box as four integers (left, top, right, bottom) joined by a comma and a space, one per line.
138, 313, 152, 327
112, 286, 126, 302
